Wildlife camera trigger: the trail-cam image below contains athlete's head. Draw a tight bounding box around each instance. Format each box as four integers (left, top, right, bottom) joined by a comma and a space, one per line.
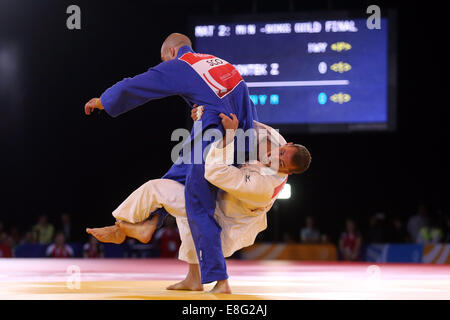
55, 231, 66, 246
161, 33, 192, 62
267, 143, 311, 175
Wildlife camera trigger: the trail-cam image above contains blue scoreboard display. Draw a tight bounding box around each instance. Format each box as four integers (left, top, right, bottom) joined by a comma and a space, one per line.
192, 12, 396, 133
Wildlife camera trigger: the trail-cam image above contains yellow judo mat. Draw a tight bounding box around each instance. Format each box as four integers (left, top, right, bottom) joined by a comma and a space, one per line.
1, 258, 450, 300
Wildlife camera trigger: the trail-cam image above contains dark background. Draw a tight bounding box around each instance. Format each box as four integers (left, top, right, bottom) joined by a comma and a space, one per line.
0, 0, 448, 243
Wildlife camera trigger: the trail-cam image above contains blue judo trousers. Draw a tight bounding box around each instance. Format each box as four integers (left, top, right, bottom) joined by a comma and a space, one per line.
100, 46, 258, 284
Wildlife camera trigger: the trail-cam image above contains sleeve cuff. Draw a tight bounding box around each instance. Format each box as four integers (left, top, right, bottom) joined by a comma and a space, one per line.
99, 94, 113, 117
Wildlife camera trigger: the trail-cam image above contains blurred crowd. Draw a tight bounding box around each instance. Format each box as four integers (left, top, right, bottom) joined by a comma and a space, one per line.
295, 204, 450, 261
0, 204, 449, 260
0, 213, 180, 259
0, 213, 104, 258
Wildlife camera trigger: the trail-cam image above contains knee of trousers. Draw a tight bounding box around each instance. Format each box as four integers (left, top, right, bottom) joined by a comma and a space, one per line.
111, 179, 164, 224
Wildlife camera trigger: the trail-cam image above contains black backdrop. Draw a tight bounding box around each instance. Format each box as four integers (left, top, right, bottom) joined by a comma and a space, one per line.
0, 0, 448, 243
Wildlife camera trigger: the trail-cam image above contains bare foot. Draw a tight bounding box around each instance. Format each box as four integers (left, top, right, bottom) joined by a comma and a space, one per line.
210, 279, 232, 294
167, 263, 203, 291
166, 278, 204, 291
86, 225, 126, 244
116, 219, 157, 244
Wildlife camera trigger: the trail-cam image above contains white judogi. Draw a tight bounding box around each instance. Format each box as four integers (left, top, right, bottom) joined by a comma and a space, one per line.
112, 121, 288, 264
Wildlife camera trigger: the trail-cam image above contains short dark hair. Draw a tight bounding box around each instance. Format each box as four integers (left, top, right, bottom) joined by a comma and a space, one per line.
289, 144, 311, 174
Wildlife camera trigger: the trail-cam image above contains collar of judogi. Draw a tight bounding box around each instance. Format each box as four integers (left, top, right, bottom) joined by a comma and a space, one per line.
177, 45, 194, 58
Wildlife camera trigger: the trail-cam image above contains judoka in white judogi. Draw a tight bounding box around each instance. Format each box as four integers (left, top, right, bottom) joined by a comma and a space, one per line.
111, 120, 288, 263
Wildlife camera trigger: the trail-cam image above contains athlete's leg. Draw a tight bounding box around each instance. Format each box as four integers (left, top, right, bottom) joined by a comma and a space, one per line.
176, 216, 199, 264
86, 225, 126, 244
147, 153, 188, 228
210, 279, 232, 294
183, 113, 229, 284
115, 217, 158, 244
112, 179, 186, 223
174, 216, 231, 293
87, 179, 186, 243
166, 263, 204, 291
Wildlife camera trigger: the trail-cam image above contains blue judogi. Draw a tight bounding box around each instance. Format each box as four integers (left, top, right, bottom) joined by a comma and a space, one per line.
100, 46, 257, 283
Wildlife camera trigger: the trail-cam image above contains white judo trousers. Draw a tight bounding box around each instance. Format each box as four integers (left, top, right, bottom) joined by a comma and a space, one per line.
112, 177, 205, 263
112, 121, 288, 264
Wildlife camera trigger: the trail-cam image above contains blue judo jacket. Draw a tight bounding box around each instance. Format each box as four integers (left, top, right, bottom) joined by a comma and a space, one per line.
101, 45, 257, 130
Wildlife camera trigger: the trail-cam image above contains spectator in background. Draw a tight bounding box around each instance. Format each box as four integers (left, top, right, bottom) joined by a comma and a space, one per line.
416, 216, 443, 244
300, 216, 320, 243
8, 226, 21, 248
407, 204, 429, 243
0, 233, 12, 258
19, 231, 36, 245
58, 213, 73, 242
366, 212, 387, 243
339, 219, 362, 261
388, 216, 410, 243
32, 215, 54, 245
154, 216, 181, 258
83, 236, 104, 258
46, 231, 74, 258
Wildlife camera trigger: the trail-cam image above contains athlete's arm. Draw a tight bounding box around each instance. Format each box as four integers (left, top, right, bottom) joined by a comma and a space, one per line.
85, 60, 188, 117
84, 98, 104, 115
204, 114, 274, 206
218, 112, 238, 148
191, 104, 204, 121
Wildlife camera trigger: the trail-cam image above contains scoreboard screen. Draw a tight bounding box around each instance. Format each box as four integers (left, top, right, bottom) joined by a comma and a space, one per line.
192, 12, 396, 133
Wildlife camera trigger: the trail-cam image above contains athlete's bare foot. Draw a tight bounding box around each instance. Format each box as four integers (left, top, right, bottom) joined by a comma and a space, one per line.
116, 217, 158, 244
167, 263, 203, 291
210, 279, 232, 294
86, 225, 126, 244
166, 278, 204, 291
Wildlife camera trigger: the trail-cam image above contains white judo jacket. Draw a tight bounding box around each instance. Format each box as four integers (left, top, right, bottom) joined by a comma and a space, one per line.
178, 121, 288, 263
112, 121, 288, 264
